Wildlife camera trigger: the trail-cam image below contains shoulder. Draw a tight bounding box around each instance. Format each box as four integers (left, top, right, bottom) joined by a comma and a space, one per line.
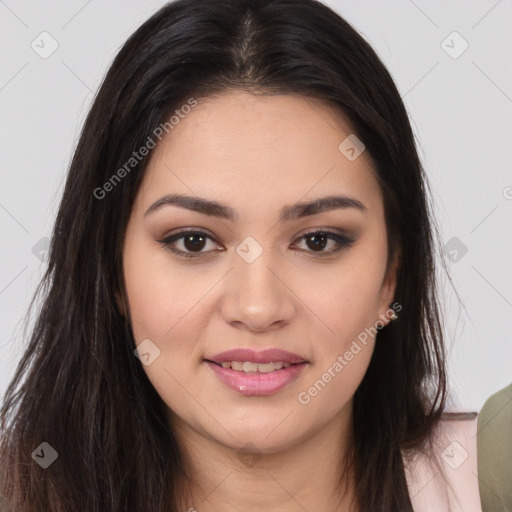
477, 383, 512, 512
404, 412, 482, 512
478, 382, 512, 426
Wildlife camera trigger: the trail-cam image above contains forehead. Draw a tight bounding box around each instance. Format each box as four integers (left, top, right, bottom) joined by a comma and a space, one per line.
138, 90, 383, 216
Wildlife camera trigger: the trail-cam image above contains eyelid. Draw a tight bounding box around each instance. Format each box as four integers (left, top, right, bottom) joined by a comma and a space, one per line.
298, 226, 352, 239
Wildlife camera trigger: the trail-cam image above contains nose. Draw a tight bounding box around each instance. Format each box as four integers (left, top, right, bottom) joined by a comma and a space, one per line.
220, 247, 296, 333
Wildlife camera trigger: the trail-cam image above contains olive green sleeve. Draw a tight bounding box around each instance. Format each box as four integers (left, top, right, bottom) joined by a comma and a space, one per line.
477, 382, 512, 512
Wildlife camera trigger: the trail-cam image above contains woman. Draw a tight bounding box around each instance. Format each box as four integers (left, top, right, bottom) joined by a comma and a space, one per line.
0, 0, 481, 510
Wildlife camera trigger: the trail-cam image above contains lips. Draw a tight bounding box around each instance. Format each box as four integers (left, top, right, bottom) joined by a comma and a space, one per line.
204, 360, 308, 395
204, 348, 309, 395
205, 348, 307, 365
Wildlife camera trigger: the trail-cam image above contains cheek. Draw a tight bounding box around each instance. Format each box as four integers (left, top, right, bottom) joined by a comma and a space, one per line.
295, 268, 380, 416
296, 251, 387, 345
291, 241, 387, 408
123, 239, 213, 343
122, 241, 212, 409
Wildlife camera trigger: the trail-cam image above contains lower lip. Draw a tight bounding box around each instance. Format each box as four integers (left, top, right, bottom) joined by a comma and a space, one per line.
205, 361, 308, 396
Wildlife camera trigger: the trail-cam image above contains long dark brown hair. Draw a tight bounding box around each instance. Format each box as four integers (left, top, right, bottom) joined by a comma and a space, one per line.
0, 0, 449, 510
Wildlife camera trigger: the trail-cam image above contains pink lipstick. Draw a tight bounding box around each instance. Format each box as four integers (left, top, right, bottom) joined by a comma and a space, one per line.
204, 348, 309, 396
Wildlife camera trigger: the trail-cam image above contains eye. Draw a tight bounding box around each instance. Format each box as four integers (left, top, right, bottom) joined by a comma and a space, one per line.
157, 230, 222, 259
157, 228, 355, 259
292, 229, 355, 257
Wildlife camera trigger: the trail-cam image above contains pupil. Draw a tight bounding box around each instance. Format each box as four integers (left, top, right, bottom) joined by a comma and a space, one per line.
184, 233, 206, 252
306, 234, 327, 251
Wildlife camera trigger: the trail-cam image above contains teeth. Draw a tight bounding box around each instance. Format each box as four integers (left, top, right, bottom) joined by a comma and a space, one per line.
219, 361, 292, 372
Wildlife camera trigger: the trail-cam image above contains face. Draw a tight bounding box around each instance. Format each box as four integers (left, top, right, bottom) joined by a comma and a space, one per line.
119, 90, 398, 454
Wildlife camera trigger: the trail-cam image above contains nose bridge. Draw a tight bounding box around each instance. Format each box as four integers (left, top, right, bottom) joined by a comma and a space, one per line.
221, 236, 294, 329
236, 245, 277, 295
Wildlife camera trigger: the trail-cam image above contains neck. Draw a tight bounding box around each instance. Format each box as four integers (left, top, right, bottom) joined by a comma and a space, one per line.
171, 405, 358, 512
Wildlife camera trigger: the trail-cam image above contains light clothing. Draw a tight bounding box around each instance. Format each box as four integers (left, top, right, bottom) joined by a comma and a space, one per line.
405, 413, 482, 512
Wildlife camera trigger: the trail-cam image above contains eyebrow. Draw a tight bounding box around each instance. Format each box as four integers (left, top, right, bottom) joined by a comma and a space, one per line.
144, 193, 367, 221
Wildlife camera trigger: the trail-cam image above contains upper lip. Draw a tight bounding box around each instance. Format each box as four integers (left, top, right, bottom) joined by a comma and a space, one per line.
205, 348, 308, 365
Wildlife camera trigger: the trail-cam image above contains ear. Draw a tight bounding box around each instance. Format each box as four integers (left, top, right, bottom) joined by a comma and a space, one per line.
377, 247, 401, 326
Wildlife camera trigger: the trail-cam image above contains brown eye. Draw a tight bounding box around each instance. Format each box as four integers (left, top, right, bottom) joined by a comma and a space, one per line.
157, 230, 221, 258
293, 230, 355, 256
157, 229, 355, 260
182, 233, 207, 252
304, 233, 329, 251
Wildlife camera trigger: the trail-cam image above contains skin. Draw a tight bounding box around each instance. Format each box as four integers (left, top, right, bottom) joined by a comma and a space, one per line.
119, 90, 399, 512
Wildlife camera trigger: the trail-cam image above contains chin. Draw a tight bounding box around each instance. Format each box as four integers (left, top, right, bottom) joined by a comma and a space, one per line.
218, 427, 303, 455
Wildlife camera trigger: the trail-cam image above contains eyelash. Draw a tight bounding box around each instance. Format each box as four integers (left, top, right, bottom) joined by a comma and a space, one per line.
157, 229, 355, 259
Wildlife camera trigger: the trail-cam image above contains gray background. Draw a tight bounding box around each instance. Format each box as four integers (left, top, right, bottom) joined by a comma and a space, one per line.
0, 0, 511, 412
